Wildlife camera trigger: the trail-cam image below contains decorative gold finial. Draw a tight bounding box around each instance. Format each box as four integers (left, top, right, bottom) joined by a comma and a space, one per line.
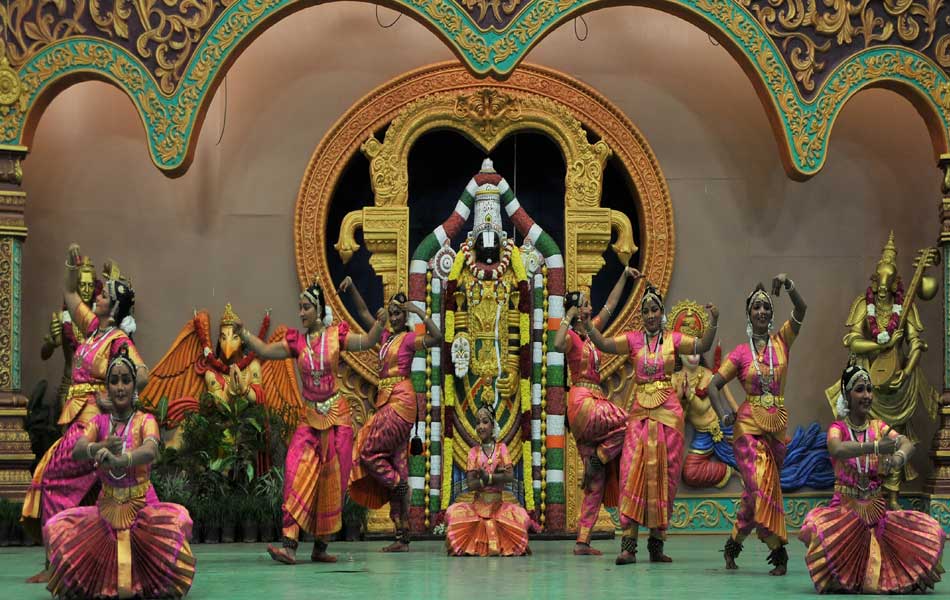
79, 256, 95, 276
102, 259, 122, 281
220, 303, 240, 326
877, 231, 898, 269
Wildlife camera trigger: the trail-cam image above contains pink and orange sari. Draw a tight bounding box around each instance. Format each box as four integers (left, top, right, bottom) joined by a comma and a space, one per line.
717, 320, 796, 546
445, 442, 531, 556
22, 303, 144, 540
616, 330, 696, 535
799, 419, 944, 593
565, 327, 626, 544
349, 330, 421, 524
279, 323, 353, 540
45, 412, 195, 599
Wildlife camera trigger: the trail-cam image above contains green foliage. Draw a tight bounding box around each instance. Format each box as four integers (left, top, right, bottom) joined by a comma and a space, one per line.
0, 498, 21, 524
151, 392, 292, 532
254, 466, 285, 524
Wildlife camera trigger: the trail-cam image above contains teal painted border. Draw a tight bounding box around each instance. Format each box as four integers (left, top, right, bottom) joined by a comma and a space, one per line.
642, 494, 937, 534
11, 239, 20, 391
926, 496, 950, 533
3, 0, 949, 177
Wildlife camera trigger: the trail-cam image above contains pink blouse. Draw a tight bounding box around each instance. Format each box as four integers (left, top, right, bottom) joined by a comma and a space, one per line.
284, 323, 350, 402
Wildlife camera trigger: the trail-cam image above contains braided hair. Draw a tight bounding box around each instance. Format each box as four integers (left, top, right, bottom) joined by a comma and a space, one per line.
106, 279, 136, 337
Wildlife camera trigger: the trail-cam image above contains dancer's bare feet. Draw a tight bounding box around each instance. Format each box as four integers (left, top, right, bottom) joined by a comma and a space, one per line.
614, 550, 636, 565
573, 542, 603, 556
267, 544, 297, 565
381, 540, 410, 553
26, 569, 49, 583
311, 551, 337, 563
311, 540, 337, 562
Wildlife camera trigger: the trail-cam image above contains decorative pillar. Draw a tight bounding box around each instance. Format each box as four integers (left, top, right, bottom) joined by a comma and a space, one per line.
926, 153, 950, 529
362, 206, 409, 301
0, 144, 33, 500
334, 206, 409, 302
565, 207, 613, 294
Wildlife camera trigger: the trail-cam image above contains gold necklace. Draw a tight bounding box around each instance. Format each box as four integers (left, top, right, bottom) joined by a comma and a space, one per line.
844, 416, 869, 432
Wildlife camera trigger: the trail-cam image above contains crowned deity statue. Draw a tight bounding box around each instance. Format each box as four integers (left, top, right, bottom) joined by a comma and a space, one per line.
142, 303, 304, 438
824, 232, 939, 507
669, 300, 739, 489
39, 256, 101, 417
443, 159, 533, 504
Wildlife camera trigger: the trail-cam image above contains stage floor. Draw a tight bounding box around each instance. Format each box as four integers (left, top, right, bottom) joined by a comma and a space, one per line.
1, 536, 943, 599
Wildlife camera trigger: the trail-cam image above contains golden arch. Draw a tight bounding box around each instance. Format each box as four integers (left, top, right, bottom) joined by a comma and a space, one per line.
295, 62, 674, 383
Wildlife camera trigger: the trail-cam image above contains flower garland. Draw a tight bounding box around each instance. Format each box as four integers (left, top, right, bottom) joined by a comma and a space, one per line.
460, 238, 515, 281
865, 282, 903, 345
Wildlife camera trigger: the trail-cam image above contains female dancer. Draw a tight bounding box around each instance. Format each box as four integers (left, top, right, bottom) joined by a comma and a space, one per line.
707, 275, 806, 575
553, 266, 640, 555
45, 346, 195, 599
444, 404, 532, 556
23, 243, 146, 582
237, 281, 386, 564
349, 292, 442, 552
588, 281, 718, 564
798, 363, 944, 593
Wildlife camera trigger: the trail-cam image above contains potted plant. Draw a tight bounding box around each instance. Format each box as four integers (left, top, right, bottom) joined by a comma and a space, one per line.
0, 499, 13, 546
203, 495, 223, 544
12, 503, 28, 546
255, 466, 283, 542
240, 494, 260, 543
341, 494, 367, 542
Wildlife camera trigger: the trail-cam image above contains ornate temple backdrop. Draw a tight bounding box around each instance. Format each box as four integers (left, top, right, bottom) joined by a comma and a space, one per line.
6, 3, 948, 529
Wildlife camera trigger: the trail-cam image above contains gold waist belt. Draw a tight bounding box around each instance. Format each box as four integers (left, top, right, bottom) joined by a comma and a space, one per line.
572, 380, 603, 393
637, 380, 672, 393
478, 491, 503, 503
748, 394, 784, 409
67, 382, 105, 399
310, 391, 341, 415
835, 483, 881, 501
102, 481, 150, 503
378, 376, 404, 391
635, 379, 673, 409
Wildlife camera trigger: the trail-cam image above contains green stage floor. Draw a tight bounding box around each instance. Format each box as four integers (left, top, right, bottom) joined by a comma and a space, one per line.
1, 537, 945, 599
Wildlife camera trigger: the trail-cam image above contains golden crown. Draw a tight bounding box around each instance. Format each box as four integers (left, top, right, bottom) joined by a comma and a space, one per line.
220, 303, 241, 326
78, 256, 96, 276
877, 230, 898, 269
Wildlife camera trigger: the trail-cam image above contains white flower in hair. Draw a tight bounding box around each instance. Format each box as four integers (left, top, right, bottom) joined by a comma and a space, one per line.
866, 304, 876, 317
323, 304, 333, 328
120, 315, 137, 335
835, 392, 849, 417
